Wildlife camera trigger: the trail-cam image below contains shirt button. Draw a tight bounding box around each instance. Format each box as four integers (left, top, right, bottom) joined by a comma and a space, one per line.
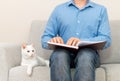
76, 33, 79, 35
77, 20, 80, 23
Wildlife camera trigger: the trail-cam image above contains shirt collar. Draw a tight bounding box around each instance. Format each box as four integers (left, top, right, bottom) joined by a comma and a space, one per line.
67, 0, 95, 8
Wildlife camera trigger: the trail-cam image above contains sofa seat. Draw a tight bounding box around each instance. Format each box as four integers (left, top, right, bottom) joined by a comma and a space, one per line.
9, 65, 106, 81
101, 64, 120, 81
9, 66, 50, 81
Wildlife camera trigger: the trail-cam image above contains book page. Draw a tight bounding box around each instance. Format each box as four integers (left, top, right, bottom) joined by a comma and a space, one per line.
78, 41, 106, 50
47, 42, 78, 50
47, 41, 106, 50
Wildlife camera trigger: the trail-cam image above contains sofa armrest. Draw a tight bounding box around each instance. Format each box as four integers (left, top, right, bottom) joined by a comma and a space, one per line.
101, 64, 120, 81
0, 43, 21, 81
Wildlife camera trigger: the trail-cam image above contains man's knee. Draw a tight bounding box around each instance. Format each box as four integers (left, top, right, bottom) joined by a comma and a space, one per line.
75, 48, 97, 64
75, 48, 100, 68
50, 48, 70, 66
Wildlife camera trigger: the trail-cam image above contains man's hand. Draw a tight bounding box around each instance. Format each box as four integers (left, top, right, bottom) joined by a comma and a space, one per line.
49, 37, 64, 44
66, 37, 80, 46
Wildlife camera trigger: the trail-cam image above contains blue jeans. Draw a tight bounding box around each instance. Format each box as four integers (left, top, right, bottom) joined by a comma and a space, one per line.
50, 48, 100, 81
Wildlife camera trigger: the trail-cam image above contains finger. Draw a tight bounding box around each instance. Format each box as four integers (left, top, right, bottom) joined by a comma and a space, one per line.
60, 39, 64, 44
49, 39, 53, 42
56, 37, 61, 43
53, 38, 58, 43
72, 40, 79, 46
59, 37, 64, 44
50, 38, 56, 43
71, 38, 80, 46
66, 38, 73, 45
71, 39, 77, 46
71, 38, 77, 46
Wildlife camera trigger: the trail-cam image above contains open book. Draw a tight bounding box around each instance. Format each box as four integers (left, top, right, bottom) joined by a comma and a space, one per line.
47, 41, 106, 50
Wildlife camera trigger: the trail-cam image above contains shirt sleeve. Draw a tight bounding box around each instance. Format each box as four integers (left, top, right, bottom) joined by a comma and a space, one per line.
41, 7, 59, 49
83, 7, 111, 49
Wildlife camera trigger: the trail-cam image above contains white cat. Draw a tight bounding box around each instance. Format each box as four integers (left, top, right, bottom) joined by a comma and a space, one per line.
21, 43, 49, 76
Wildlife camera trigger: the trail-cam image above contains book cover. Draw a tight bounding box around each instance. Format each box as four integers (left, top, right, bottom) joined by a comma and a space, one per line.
47, 41, 106, 50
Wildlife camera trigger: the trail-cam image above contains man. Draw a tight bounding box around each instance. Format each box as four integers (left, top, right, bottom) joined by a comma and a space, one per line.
41, 0, 111, 81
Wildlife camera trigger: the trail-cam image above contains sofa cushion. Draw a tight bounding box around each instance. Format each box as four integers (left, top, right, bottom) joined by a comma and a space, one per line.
9, 66, 105, 81
9, 66, 50, 81
101, 64, 120, 81
95, 67, 106, 81
71, 68, 106, 81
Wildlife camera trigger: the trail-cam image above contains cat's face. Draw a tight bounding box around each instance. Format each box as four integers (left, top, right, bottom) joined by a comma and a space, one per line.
21, 43, 36, 59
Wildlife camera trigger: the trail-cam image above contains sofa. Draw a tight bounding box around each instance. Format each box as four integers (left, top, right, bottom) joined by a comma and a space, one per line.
0, 20, 120, 81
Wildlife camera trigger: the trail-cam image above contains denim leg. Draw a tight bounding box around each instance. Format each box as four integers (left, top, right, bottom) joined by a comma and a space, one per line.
50, 48, 72, 81
74, 48, 100, 81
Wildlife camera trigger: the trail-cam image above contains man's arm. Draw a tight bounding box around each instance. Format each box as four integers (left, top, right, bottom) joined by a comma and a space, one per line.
41, 7, 59, 49
83, 7, 111, 49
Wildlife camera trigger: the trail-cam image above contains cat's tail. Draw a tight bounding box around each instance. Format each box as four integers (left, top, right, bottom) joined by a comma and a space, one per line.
37, 56, 49, 67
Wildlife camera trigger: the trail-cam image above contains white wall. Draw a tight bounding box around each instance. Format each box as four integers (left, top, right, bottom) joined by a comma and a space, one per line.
93, 0, 120, 20
0, 0, 120, 44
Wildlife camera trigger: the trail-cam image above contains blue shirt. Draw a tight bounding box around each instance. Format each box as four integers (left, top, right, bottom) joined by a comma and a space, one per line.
41, 0, 111, 49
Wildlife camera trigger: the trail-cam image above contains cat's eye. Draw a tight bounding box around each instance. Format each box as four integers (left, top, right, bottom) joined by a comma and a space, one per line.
32, 50, 34, 52
27, 50, 30, 53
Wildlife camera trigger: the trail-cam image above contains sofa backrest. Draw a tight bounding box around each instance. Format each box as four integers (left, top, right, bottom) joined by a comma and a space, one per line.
28, 20, 52, 60
28, 20, 120, 64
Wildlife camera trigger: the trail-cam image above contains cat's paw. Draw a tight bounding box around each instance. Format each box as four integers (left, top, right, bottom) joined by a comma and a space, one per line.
27, 69, 32, 77
45, 60, 49, 67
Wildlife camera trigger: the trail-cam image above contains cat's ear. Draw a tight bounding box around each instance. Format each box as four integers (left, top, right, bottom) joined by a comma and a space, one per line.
22, 43, 26, 49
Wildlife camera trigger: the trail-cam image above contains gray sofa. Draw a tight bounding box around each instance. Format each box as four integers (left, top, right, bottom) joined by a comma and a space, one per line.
0, 20, 120, 81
